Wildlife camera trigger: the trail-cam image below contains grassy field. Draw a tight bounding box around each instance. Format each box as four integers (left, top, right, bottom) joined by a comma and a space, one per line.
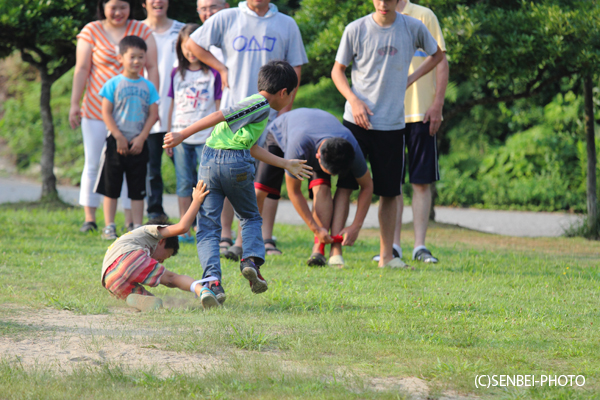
0, 202, 599, 399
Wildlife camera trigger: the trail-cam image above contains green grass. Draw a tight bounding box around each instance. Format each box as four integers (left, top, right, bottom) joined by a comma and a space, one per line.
0, 204, 599, 399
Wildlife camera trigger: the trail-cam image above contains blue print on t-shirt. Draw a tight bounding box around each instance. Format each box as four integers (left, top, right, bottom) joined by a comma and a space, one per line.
232, 35, 277, 52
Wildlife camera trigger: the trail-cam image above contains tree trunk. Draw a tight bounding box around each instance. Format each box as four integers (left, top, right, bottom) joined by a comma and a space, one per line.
39, 70, 58, 201
583, 76, 598, 229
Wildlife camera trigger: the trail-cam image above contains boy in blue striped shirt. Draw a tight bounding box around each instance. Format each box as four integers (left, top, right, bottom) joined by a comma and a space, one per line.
163, 60, 312, 309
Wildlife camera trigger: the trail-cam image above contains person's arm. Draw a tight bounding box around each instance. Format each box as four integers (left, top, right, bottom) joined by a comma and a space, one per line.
144, 35, 160, 93
69, 39, 93, 129
250, 145, 313, 180
188, 40, 229, 90
277, 66, 301, 116
102, 98, 129, 155
130, 103, 158, 155
406, 46, 444, 88
423, 52, 448, 136
285, 174, 333, 244
331, 61, 373, 130
163, 110, 225, 148
158, 180, 209, 237
338, 171, 373, 246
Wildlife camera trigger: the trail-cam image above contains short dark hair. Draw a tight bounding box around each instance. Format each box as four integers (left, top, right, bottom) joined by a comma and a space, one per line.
257, 60, 298, 95
119, 35, 147, 55
319, 138, 355, 176
96, 0, 137, 20
146, 219, 179, 256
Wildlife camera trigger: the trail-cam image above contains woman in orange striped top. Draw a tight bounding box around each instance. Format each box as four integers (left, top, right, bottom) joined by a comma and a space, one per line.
70, 0, 159, 233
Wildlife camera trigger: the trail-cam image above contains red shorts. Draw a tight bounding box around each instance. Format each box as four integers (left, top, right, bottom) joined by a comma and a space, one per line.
102, 249, 165, 299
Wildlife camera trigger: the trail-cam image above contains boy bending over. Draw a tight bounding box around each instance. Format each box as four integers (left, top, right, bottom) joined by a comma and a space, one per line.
163, 60, 312, 309
102, 180, 212, 311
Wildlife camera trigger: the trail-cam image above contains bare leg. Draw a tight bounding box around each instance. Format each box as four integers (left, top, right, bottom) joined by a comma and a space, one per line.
124, 208, 133, 226
178, 196, 193, 235
221, 198, 234, 240
311, 185, 333, 254
103, 197, 118, 226
262, 197, 279, 245
411, 183, 431, 249
160, 270, 203, 296
393, 194, 404, 247
84, 206, 96, 223
130, 200, 144, 227
378, 196, 397, 267
330, 188, 352, 257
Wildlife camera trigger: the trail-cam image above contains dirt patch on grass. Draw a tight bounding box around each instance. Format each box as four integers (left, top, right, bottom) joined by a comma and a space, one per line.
0, 305, 220, 376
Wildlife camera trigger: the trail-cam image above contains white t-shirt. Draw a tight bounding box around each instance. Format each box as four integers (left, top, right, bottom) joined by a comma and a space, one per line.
149, 19, 185, 133
190, 1, 308, 110
168, 67, 222, 145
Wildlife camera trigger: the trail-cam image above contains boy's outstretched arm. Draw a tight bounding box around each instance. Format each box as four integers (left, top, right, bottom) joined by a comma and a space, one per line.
158, 180, 209, 238
250, 145, 313, 180
163, 111, 225, 148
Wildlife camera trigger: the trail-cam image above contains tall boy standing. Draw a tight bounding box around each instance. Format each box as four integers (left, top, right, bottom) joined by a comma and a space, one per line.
96, 36, 159, 240
163, 61, 312, 309
331, 0, 444, 268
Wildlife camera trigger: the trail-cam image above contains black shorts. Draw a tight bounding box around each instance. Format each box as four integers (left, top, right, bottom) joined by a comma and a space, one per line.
402, 122, 440, 185
95, 135, 149, 200
254, 133, 357, 199
343, 120, 405, 197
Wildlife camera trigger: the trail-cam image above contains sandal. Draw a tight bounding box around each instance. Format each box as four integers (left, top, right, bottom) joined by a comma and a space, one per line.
224, 245, 243, 261
219, 237, 234, 255
178, 232, 195, 244
379, 258, 413, 269
414, 248, 438, 263
264, 238, 282, 256
328, 255, 345, 268
307, 252, 327, 267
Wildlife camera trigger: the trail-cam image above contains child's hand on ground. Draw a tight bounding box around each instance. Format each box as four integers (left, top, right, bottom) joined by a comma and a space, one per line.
129, 136, 145, 155
286, 159, 313, 181
163, 132, 183, 148
116, 136, 129, 156
192, 180, 209, 204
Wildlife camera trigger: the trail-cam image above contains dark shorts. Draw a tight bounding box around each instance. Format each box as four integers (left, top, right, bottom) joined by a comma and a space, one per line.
254, 133, 358, 200
343, 120, 404, 197
402, 122, 440, 185
95, 135, 149, 200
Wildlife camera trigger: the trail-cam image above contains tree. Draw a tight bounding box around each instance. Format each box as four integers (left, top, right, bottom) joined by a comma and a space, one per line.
0, 0, 95, 201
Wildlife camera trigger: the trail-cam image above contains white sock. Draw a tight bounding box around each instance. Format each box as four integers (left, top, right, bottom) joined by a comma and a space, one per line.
413, 245, 427, 259
190, 277, 219, 297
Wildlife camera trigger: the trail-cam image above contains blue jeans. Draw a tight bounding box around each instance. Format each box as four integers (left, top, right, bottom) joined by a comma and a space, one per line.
196, 146, 265, 281
173, 142, 204, 198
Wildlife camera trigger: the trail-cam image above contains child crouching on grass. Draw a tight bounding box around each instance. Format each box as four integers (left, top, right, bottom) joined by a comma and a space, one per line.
163, 60, 312, 309
101, 180, 214, 312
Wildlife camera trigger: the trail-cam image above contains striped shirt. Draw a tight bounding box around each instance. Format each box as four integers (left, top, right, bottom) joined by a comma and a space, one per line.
77, 20, 153, 120
206, 94, 270, 150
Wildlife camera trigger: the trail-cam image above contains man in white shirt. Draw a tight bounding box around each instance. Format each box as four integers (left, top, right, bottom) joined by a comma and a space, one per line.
197, 0, 229, 63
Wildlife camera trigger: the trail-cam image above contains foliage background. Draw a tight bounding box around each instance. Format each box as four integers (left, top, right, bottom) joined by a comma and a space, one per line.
0, 0, 599, 212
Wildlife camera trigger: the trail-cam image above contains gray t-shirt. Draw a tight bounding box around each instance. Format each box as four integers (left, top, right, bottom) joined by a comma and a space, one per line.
268, 108, 368, 179
335, 13, 438, 130
101, 225, 166, 279
99, 75, 160, 141
190, 1, 308, 110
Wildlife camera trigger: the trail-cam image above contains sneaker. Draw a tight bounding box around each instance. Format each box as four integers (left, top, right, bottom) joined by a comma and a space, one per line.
79, 221, 98, 233
414, 248, 438, 263
209, 280, 226, 305
178, 232, 195, 244
372, 247, 400, 262
240, 258, 268, 294
126, 223, 135, 232
101, 224, 118, 240
199, 286, 220, 309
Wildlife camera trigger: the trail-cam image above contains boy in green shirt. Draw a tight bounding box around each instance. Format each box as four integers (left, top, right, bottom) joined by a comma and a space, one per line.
163, 60, 312, 309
